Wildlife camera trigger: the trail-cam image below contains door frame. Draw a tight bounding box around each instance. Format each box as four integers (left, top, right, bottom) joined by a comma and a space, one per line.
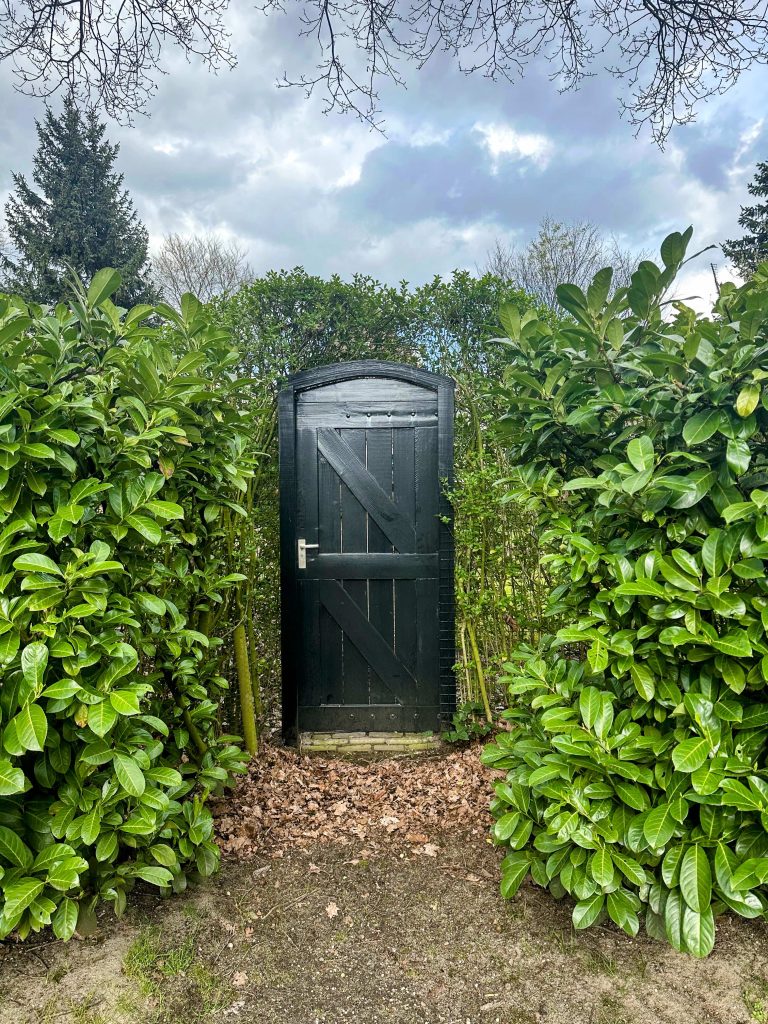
278, 360, 455, 743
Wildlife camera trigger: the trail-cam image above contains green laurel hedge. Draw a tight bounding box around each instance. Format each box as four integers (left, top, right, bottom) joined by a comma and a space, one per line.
483, 232, 768, 956
0, 271, 251, 941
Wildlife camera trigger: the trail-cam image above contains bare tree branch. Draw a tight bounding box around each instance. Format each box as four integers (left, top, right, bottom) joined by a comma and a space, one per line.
0, 0, 235, 118
485, 216, 651, 307
264, 0, 768, 140
153, 232, 254, 304
1, 0, 766, 139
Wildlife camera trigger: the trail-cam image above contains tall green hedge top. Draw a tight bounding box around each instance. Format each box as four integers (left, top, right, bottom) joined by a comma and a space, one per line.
0, 271, 252, 941
484, 232, 768, 956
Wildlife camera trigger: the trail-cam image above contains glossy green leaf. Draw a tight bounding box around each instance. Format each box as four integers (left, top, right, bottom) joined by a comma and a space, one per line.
87, 701, 118, 737
672, 737, 710, 773
87, 268, 122, 307
682, 410, 722, 446
113, 752, 145, 797
0, 760, 26, 795
736, 383, 760, 418
0, 825, 33, 867
644, 803, 676, 848
572, 892, 604, 929
109, 690, 141, 716
679, 846, 712, 912
589, 848, 615, 887
627, 435, 654, 471
20, 641, 48, 691
125, 515, 163, 544
80, 806, 102, 846
664, 888, 685, 951
52, 898, 78, 940
612, 851, 646, 887
500, 857, 530, 898
12, 552, 63, 576
134, 865, 174, 887
682, 905, 716, 958
579, 686, 601, 729
711, 632, 752, 658
615, 580, 665, 598
2, 878, 44, 921
9, 703, 48, 752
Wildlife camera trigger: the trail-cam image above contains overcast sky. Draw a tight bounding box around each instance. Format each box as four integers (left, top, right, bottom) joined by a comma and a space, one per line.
0, 2, 766, 307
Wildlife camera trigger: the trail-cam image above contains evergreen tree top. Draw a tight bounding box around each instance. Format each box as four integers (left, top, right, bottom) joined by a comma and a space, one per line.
1, 95, 155, 306
722, 161, 768, 281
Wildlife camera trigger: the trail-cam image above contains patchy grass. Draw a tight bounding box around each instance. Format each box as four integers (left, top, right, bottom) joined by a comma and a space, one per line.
744, 979, 768, 1023
2, 836, 768, 1024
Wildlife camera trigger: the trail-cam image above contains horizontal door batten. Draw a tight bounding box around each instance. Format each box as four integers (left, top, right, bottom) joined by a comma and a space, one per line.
304, 553, 438, 579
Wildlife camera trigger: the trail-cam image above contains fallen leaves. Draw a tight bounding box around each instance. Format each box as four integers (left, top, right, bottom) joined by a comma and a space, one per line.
214, 744, 496, 862
405, 832, 428, 844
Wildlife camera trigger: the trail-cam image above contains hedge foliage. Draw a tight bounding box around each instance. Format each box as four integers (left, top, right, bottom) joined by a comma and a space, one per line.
0, 270, 252, 941
483, 231, 768, 955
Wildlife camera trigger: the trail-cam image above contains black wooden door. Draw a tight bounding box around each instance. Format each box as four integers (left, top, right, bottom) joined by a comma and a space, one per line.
279, 361, 454, 739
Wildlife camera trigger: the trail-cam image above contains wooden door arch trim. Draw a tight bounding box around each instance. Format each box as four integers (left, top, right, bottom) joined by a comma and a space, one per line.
279, 360, 455, 743
285, 359, 451, 393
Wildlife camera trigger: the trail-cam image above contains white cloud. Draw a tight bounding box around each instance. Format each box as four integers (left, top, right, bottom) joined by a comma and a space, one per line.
472, 122, 554, 172
151, 139, 185, 156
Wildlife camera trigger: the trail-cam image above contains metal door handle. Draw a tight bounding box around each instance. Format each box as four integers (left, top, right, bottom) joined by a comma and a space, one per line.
297, 538, 319, 569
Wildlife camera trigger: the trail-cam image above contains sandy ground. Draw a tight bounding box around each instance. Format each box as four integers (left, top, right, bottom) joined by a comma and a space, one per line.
2, 834, 767, 1024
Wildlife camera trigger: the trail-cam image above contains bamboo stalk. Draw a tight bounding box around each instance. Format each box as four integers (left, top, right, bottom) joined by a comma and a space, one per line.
246, 609, 262, 720
234, 623, 258, 755
458, 619, 473, 704
466, 619, 493, 724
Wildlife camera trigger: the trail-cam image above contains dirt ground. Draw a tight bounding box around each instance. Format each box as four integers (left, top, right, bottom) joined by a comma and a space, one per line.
3, 746, 768, 1024
2, 833, 768, 1024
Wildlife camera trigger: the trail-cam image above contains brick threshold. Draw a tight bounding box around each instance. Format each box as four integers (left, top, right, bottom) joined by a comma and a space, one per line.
298, 731, 443, 756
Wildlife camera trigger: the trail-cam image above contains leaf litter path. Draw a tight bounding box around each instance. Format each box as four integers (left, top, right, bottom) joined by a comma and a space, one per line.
213, 744, 495, 863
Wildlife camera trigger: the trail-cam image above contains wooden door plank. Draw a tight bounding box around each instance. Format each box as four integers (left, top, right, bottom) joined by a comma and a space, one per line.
365, 427, 395, 705
296, 426, 322, 708
339, 429, 370, 706
416, 578, 439, 707
299, 580, 325, 707
320, 580, 415, 697
318, 451, 343, 703
414, 424, 439, 708
414, 424, 438, 554
318, 428, 417, 553
393, 427, 418, 683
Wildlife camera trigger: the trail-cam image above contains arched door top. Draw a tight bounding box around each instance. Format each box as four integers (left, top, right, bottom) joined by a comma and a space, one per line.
286, 360, 455, 394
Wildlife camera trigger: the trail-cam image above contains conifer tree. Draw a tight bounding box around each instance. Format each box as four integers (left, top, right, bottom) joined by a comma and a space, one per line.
1, 96, 155, 305
723, 162, 768, 279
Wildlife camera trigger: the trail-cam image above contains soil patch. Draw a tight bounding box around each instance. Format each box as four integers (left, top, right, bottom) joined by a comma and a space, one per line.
2, 838, 768, 1024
